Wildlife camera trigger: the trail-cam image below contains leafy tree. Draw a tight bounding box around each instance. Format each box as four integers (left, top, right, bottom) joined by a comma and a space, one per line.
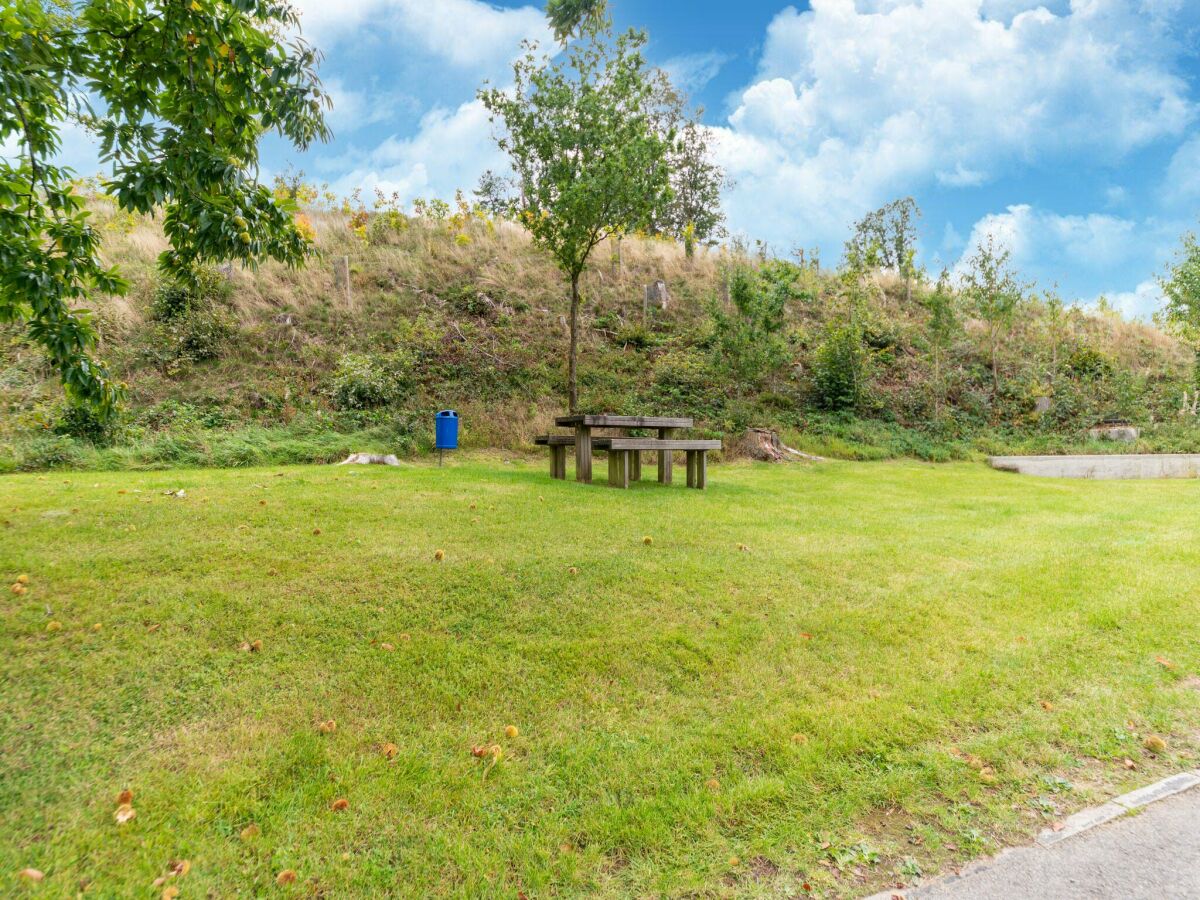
479, 22, 673, 411
1039, 288, 1072, 375
661, 119, 726, 252
473, 169, 513, 218
1, 0, 329, 417
644, 87, 726, 252
1158, 229, 1200, 384
961, 236, 1025, 398
712, 266, 790, 392
922, 269, 960, 416
546, 0, 607, 43
844, 197, 921, 300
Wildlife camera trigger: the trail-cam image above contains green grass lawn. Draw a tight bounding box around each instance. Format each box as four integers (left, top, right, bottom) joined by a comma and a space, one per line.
2, 458, 1199, 897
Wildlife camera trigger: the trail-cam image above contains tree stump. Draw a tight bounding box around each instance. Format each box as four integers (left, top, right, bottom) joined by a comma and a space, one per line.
739, 429, 824, 463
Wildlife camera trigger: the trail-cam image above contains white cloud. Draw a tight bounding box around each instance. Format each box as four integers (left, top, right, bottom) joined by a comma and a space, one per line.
660, 51, 731, 99
949, 203, 1186, 318
294, 0, 549, 202
323, 79, 419, 133
0, 134, 20, 162
1164, 135, 1200, 205
2, 115, 103, 173
936, 163, 987, 188
712, 0, 1195, 250
955, 205, 1141, 275
293, 0, 550, 72
323, 99, 501, 200
1100, 279, 1165, 321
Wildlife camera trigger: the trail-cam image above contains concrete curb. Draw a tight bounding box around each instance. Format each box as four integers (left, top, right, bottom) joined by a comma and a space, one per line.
864, 771, 1200, 899
1034, 771, 1200, 847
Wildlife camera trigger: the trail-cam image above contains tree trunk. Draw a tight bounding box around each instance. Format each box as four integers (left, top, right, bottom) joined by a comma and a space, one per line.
568, 273, 581, 413
933, 349, 942, 419
990, 331, 1001, 399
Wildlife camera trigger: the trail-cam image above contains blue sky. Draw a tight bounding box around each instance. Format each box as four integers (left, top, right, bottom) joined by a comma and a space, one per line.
54, 1, 1200, 316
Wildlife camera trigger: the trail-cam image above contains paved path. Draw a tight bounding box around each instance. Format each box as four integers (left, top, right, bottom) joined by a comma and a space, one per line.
905, 785, 1200, 899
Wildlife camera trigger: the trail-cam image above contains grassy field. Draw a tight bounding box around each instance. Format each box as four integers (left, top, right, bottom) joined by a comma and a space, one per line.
2, 458, 1199, 897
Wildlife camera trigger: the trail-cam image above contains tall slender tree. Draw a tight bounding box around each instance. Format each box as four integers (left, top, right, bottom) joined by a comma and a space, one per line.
480, 21, 673, 412
1158, 228, 1200, 385
961, 236, 1025, 399
844, 197, 921, 301
1, 0, 329, 415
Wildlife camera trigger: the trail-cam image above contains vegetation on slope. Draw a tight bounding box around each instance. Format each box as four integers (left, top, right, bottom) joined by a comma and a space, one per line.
1, 187, 1197, 472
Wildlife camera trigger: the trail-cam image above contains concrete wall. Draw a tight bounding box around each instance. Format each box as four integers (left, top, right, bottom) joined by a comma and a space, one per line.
989, 454, 1200, 479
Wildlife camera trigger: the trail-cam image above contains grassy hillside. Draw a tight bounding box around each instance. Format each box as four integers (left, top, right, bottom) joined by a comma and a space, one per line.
1, 190, 1197, 471
2, 461, 1198, 896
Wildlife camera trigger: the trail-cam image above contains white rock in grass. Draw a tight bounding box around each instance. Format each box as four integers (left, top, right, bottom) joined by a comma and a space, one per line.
337, 453, 401, 467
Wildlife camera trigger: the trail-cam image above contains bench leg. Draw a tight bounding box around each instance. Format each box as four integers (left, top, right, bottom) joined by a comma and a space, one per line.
696, 451, 707, 489
631, 451, 642, 482
686, 450, 697, 488
550, 445, 566, 479
658, 427, 676, 484
575, 425, 592, 484
608, 450, 630, 488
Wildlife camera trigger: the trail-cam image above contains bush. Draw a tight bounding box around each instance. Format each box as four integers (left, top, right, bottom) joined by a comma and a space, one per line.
445, 284, 495, 318
712, 266, 791, 390
149, 267, 235, 364
811, 324, 869, 411
330, 352, 413, 410
653, 349, 719, 415
1064, 346, 1114, 380
614, 323, 659, 349
54, 402, 118, 445
18, 434, 84, 471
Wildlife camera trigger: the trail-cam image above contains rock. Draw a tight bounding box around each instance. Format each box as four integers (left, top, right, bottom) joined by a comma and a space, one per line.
1088, 424, 1140, 442
1034, 396, 1052, 414
336, 453, 401, 467
739, 428, 824, 463
644, 280, 670, 312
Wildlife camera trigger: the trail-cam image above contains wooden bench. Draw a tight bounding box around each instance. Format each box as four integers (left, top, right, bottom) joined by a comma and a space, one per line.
555, 415, 693, 484
594, 438, 721, 489
535, 434, 576, 482
533, 435, 574, 480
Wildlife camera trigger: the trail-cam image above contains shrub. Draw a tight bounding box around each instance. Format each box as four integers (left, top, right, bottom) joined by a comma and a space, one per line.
150, 266, 230, 320
653, 349, 718, 414
712, 266, 791, 390
445, 284, 495, 318
330, 352, 413, 410
1064, 346, 1114, 380
149, 268, 235, 364
614, 323, 659, 349
18, 434, 84, 471
54, 402, 118, 445
811, 323, 869, 411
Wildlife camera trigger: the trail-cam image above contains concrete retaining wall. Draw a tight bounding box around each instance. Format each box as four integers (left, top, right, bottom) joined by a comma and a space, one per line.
989, 454, 1200, 479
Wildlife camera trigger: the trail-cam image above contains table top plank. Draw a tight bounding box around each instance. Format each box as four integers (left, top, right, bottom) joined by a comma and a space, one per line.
594, 438, 722, 451
555, 415, 694, 429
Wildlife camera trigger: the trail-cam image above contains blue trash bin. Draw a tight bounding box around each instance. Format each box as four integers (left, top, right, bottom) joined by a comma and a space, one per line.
435, 410, 459, 450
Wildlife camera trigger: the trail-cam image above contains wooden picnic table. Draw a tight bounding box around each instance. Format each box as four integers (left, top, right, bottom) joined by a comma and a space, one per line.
554, 414, 694, 485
